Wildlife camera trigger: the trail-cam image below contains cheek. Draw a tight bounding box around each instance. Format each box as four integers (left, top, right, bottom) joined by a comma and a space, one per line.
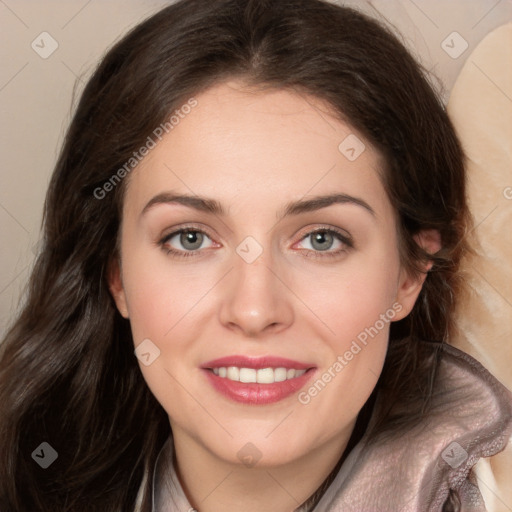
292, 249, 400, 342
120, 253, 206, 417
292, 252, 400, 421
330, 274, 398, 349
120, 242, 216, 342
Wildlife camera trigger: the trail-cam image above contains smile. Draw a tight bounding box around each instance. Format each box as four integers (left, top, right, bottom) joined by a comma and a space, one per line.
211, 366, 307, 383
201, 356, 316, 405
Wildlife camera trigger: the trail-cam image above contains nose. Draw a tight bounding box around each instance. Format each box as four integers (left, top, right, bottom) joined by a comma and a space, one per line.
218, 245, 294, 338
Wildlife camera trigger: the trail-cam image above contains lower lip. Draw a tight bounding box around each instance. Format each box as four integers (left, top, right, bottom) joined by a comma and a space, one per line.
203, 369, 315, 405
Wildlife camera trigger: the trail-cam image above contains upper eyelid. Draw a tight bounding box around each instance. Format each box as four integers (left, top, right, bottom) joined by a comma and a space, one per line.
160, 223, 215, 241
295, 225, 352, 240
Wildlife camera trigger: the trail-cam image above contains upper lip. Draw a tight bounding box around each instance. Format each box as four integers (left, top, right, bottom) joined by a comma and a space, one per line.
201, 355, 315, 370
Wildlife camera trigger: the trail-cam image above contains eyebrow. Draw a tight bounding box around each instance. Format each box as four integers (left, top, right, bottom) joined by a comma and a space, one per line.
283, 193, 375, 218
142, 193, 221, 216
141, 192, 375, 219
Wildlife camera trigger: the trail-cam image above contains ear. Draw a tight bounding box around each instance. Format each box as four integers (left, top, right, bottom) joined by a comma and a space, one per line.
393, 229, 441, 321
107, 256, 130, 319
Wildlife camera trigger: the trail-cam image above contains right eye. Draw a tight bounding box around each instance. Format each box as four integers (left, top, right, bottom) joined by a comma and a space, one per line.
159, 227, 216, 258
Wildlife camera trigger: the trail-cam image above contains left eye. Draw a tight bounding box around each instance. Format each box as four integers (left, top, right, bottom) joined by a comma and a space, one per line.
296, 229, 351, 253
161, 229, 214, 253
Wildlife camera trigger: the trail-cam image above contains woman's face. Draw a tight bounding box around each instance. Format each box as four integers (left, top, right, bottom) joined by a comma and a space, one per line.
110, 80, 425, 468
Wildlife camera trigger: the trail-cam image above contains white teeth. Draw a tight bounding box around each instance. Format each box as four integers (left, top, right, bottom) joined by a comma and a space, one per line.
274, 367, 288, 382
227, 366, 240, 381
239, 368, 257, 383
257, 368, 274, 384
212, 366, 307, 383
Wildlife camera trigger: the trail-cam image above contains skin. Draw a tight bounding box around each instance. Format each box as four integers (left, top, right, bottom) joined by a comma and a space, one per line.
109, 80, 437, 512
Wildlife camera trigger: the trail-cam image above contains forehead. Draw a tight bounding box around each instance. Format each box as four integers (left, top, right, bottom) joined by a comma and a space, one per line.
123, 80, 391, 219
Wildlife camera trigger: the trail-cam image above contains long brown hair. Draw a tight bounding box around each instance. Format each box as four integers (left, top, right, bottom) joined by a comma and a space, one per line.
0, 1, 470, 510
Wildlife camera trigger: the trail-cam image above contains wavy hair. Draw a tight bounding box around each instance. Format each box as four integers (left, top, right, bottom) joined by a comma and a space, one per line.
0, 0, 470, 510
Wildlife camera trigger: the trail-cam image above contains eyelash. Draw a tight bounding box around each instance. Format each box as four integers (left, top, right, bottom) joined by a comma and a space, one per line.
158, 225, 354, 260
159, 225, 217, 259
298, 227, 354, 260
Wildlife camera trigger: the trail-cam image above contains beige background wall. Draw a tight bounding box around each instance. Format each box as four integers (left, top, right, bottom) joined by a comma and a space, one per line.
1, 0, 511, 338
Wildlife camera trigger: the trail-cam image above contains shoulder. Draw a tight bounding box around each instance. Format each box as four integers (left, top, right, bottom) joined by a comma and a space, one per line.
311, 341, 512, 512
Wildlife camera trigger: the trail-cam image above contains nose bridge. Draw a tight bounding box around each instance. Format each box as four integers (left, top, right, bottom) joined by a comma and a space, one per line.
218, 236, 294, 336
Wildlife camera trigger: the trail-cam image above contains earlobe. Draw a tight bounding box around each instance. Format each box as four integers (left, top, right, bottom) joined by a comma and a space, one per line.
393, 267, 427, 321
107, 256, 129, 319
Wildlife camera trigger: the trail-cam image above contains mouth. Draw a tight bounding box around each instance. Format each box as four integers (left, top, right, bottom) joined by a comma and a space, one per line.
201, 356, 316, 405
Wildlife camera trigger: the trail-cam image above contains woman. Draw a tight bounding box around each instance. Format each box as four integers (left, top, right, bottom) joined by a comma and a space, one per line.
0, 0, 511, 511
